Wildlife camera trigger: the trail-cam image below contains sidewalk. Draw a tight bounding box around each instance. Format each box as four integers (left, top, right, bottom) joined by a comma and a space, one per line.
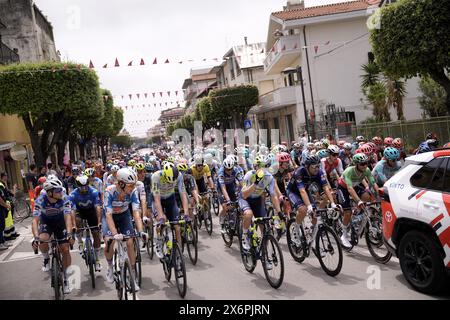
0, 217, 34, 263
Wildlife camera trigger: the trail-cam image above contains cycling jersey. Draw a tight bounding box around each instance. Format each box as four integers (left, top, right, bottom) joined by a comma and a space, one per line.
241, 170, 276, 199
320, 157, 343, 176
33, 194, 71, 218
135, 181, 146, 200
151, 170, 186, 200
218, 166, 244, 202
105, 174, 118, 188
338, 166, 376, 189
290, 150, 302, 166
287, 167, 328, 197
339, 150, 352, 170
104, 184, 140, 215
68, 187, 100, 211
371, 159, 401, 186
190, 164, 212, 181
273, 167, 294, 196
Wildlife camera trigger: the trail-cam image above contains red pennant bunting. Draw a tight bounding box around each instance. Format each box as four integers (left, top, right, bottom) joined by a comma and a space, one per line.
144, 93, 148, 98
152, 93, 155, 98
103, 63, 108, 68
140, 58, 145, 65
128, 61, 133, 66
154, 104, 156, 107
213, 58, 218, 61
115, 58, 120, 67
159, 103, 162, 106
170, 102, 173, 105
165, 102, 167, 106
167, 91, 171, 97
143, 104, 145, 107
175, 91, 178, 96
164, 59, 169, 64
129, 94, 132, 100
137, 93, 140, 99
89, 60, 95, 68
125, 106, 128, 110
159, 92, 163, 97
153, 58, 157, 64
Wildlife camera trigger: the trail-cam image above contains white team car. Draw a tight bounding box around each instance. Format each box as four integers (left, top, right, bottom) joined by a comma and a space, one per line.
381, 149, 450, 294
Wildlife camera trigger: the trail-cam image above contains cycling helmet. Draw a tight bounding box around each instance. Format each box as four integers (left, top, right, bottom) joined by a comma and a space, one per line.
372, 136, 382, 145
277, 152, 291, 163
304, 155, 320, 166
293, 143, 301, 149
384, 147, 400, 161
127, 159, 136, 167
194, 154, 204, 165
416, 143, 432, 154
106, 163, 112, 171
75, 175, 89, 187
267, 153, 276, 165
135, 163, 145, 171
327, 144, 340, 155
84, 168, 95, 177
384, 137, 393, 146
176, 163, 189, 172
166, 156, 176, 164
113, 160, 120, 165
253, 154, 268, 168
426, 132, 437, 140
43, 178, 63, 191
259, 145, 269, 154
107, 160, 113, 164
162, 162, 179, 183
149, 156, 157, 162
227, 154, 238, 163
38, 177, 47, 184
144, 163, 154, 172
426, 139, 439, 148
352, 153, 369, 164
111, 165, 120, 172
314, 141, 324, 150
117, 168, 137, 184
223, 158, 235, 170
72, 167, 80, 175
392, 138, 403, 149
321, 139, 330, 148
46, 174, 59, 181
356, 136, 365, 143
337, 140, 346, 148
307, 142, 314, 149
343, 143, 353, 150
317, 149, 329, 159
204, 153, 213, 165
360, 144, 373, 155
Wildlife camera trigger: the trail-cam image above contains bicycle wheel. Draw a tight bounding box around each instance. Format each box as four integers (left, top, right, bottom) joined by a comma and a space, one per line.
114, 249, 123, 300
174, 243, 187, 298
134, 237, 142, 286
197, 208, 203, 230
221, 215, 234, 247
51, 256, 63, 300
365, 212, 392, 264
13, 198, 31, 223
123, 260, 136, 300
261, 234, 284, 289
212, 195, 219, 216
145, 224, 154, 260
193, 216, 199, 245
85, 238, 96, 289
186, 223, 198, 265
205, 210, 213, 235
315, 225, 343, 277
238, 223, 256, 273
286, 219, 307, 263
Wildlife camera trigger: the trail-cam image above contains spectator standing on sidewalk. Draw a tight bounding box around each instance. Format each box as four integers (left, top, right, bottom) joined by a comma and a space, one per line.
25, 164, 39, 192
0, 173, 19, 241
0, 173, 11, 250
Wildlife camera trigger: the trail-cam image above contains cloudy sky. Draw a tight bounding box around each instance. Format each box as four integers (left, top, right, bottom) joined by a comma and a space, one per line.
34, 0, 344, 137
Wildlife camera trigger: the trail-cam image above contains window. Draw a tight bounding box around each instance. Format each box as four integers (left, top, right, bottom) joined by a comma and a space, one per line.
285, 114, 294, 144
410, 158, 443, 189
443, 158, 450, 193
428, 158, 448, 191
273, 117, 279, 130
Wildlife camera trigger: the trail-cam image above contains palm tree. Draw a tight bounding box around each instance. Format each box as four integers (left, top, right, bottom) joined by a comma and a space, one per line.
386, 77, 407, 120
361, 62, 381, 90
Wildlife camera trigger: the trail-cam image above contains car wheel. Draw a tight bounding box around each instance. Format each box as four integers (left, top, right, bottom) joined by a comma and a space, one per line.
398, 230, 447, 294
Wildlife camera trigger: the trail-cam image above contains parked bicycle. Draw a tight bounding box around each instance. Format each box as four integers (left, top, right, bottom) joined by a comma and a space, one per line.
158, 219, 187, 298
12, 189, 32, 223
239, 216, 285, 289
106, 234, 138, 300
286, 207, 343, 277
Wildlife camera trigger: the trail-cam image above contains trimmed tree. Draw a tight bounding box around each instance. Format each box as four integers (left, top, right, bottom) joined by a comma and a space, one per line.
0, 61, 102, 166
370, 0, 450, 114
419, 76, 447, 117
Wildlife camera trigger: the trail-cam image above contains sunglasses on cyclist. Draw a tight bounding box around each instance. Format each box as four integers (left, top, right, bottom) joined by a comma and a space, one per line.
358, 162, 368, 166
52, 187, 63, 193
330, 153, 339, 157
310, 164, 320, 169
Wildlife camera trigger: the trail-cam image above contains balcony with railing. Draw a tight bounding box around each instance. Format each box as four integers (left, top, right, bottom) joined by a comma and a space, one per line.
263, 34, 301, 75
0, 38, 19, 65
253, 85, 298, 114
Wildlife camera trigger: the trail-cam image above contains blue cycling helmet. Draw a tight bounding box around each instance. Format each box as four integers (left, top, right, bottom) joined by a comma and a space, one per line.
416, 142, 432, 154
106, 163, 113, 171
144, 162, 154, 172
317, 149, 329, 159
383, 147, 400, 161
304, 155, 320, 166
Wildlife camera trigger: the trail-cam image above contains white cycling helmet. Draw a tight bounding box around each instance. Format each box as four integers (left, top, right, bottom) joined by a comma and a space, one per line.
204, 153, 213, 165
194, 154, 204, 165
223, 158, 235, 169
226, 154, 238, 163
111, 165, 120, 172
46, 174, 59, 181
327, 144, 340, 155
117, 168, 137, 184
343, 143, 353, 150
43, 178, 63, 191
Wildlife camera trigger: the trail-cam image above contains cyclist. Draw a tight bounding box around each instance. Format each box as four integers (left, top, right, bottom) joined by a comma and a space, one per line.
105, 165, 120, 188
69, 175, 102, 271
31, 177, 74, 294
352, 136, 365, 153
176, 162, 200, 222
217, 157, 244, 234
339, 143, 353, 169
392, 138, 407, 162
320, 145, 343, 188
290, 143, 303, 167
103, 168, 146, 291
337, 153, 379, 248
85, 168, 103, 201
35, 176, 47, 199
151, 162, 189, 259
286, 155, 337, 252
190, 155, 215, 212
64, 166, 80, 194
372, 147, 401, 188
239, 155, 282, 251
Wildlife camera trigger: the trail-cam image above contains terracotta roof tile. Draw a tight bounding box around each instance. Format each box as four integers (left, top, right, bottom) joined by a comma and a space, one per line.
272, 0, 380, 21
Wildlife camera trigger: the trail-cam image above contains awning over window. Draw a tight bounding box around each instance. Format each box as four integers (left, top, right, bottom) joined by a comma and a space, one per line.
0, 141, 16, 151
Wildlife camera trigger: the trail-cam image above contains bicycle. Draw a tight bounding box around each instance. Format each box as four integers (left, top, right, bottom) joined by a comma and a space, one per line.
78, 219, 100, 289
210, 189, 220, 216
106, 234, 138, 300
157, 219, 187, 298
180, 216, 198, 265
38, 237, 68, 300
131, 219, 145, 287
12, 190, 32, 223
221, 201, 242, 248
198, 192, 213, 235
286, 208, 343, 277
144, 215, 154, 260
334, 201, 392, 264
239, 216, 285, 289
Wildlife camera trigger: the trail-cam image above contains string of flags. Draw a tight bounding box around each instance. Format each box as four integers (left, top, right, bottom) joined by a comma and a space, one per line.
111, 90, 183, 100
118, 101, 185, 110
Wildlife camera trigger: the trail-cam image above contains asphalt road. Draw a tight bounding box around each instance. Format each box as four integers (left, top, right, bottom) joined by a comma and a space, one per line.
1, 214, 448, 300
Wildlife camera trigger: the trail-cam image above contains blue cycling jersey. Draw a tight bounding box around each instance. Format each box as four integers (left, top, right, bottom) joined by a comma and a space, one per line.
33, 193, 71, 218
371, 159, 401, 185
287, 166, 328, 196
218, 166, 244, 187
104, 184, 140, 215
69, 186, 101, 211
